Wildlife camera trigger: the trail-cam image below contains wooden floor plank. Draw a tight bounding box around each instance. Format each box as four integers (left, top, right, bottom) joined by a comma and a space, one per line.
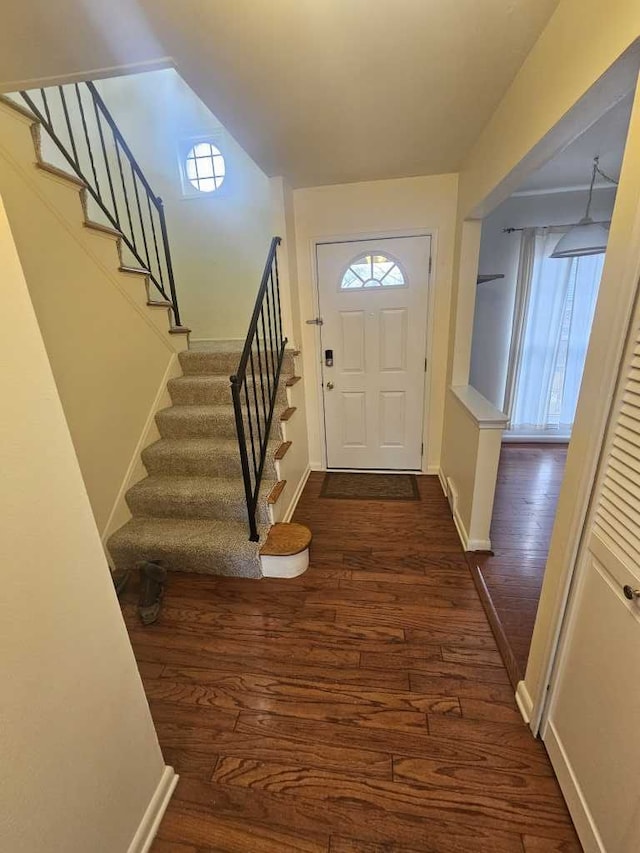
211, 756, 575, 840
467, 445, 567, 677
117, 471, 579, 852
235, 711, 556, 777
169, 776, 525, 853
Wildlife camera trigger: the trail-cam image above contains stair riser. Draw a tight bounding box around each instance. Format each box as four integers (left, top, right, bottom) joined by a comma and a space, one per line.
167, 380, 232, 406
156, 410, 237, 440
179, 351, 295, 376
108, 541, 262, 577
125, 491, 271, 524
168, 382, 288, 408
156, 412, 286, 441
141, 447, 277, 480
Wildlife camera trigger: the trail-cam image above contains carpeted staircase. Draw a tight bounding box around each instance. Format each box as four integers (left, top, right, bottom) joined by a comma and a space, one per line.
107, 347, 297, 578
0, 90, 310, 581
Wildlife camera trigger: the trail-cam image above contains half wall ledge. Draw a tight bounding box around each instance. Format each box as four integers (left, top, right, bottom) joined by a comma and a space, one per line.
440, 385, 508, 552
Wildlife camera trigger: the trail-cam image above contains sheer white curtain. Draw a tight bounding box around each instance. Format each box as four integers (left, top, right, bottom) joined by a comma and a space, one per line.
509, 229, 603, 434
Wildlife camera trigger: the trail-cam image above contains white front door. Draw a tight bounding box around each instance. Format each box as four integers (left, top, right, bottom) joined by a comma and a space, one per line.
316, 236, 430, 469
542, 301, 640, 851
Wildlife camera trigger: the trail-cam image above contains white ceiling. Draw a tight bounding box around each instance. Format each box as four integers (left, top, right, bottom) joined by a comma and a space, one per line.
515, 92, 634, 194
1, 0, 561, 187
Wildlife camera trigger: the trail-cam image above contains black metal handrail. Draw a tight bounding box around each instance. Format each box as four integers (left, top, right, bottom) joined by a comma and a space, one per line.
18, 81, 181, 325
231, 237, 287, 541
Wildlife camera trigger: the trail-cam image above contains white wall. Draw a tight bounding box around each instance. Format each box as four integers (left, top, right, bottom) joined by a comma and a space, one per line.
0, 192, 172, 852
293, 173, 458, 472
0, 98, 184, 535
439, 0, 640, 722
470, 187, 617, 409
95, 68, 274, 343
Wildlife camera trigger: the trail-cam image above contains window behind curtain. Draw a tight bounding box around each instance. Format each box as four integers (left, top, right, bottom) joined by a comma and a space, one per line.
510, 230, 604, 435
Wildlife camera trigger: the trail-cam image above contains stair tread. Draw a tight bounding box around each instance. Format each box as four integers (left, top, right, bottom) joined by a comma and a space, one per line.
158, 404, 234, 415
126, 474, 273, 524
0, 93, 37, 122
169, 375, 232, 386
169, 374, 292, 386
179, 349, 296, 376
110, 516, 264, 545
119, 264, 150, 276
285, 375, 301, 387
280, 406, 297, 421
84, 219, 122, 238
35, 160, 86, 188
144, 436, 279, 452
128, 474, 272, 499
267, 480, 287, 504
274, 441, 292, 460
260, 522, 312, 557
129, 474, 264, 494
108, 517, 265, 577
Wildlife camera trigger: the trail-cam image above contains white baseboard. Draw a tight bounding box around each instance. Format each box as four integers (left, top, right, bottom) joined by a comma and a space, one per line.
543, 721, 604, 853
425, 464, 440, 475
437, 469, 447, 496
515, 680, 533, 724
449, 489, 492, 552
102, 354, 181, 547
127, 765, 178, 853
282, 464, 311, 522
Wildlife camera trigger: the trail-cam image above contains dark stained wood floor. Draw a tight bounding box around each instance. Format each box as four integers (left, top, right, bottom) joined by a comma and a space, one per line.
122, 471, 580, 852
473, 444, 568, 682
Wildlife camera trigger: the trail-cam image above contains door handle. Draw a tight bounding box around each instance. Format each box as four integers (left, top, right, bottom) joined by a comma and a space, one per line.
623, 585, 640, 600
326, 381, 334, 390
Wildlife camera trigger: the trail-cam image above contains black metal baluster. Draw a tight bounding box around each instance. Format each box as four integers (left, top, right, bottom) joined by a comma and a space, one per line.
114, 136, 134, 245
249, 348, 263, 451
41, 89, 52, 127
265, 272, 277, 390
147, 196, 164, 291
17, 82, 181, 328
157, 198, 180, 322
229, 238, 287, 538
131, 164, 151, 272
243, 376, 259, 485
271, 270, 281, 355
58, 86, 79, 167
92, 99, 119, 226
230, 376, 258, 541
274, 248, 284, 352
75, 83, 99, 193
272, 267, 282, 357
255, 327, 269, 431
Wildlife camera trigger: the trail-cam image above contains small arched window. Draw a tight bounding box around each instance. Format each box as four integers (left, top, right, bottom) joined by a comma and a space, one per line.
185, 141, 226, 193
340, 253, 406, 289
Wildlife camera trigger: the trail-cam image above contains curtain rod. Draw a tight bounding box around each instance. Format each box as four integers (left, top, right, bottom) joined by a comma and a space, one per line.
503, 220, 610, 234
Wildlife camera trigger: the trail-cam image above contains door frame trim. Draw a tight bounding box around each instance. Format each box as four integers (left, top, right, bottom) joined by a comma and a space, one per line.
310, 228, 436, 472
529, 106, 640, 735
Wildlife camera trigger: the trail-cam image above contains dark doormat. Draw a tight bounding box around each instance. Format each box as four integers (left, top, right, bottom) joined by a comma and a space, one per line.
320, 472, 420, 501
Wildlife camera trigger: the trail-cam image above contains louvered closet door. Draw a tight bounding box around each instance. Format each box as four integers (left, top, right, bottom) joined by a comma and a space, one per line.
543, 318, 640, 851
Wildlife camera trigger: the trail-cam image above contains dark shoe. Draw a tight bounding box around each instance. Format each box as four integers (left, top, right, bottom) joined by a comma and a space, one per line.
138, 561, 167, 625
